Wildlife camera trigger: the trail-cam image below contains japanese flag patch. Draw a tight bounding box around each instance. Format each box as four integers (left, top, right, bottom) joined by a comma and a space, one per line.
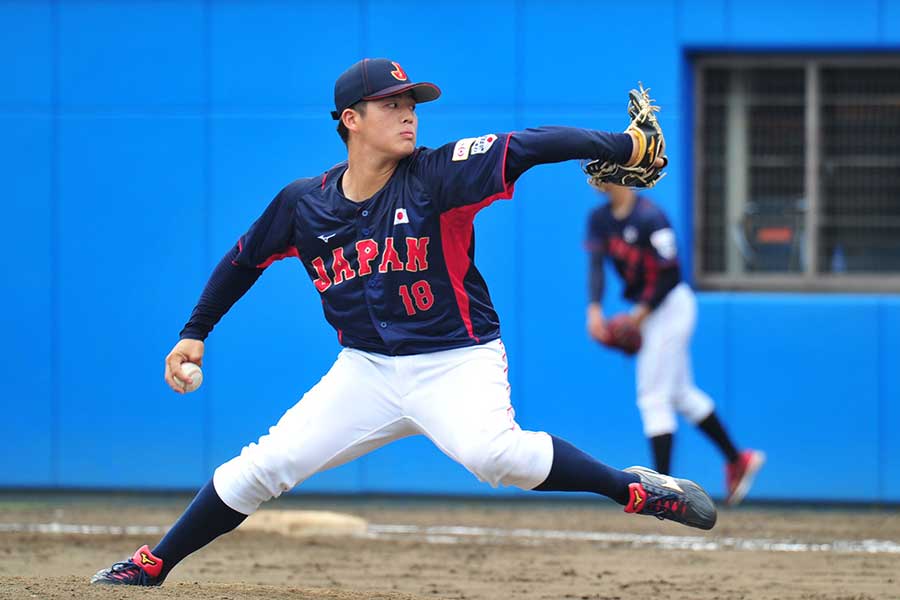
470, 134, 498, 155
394, 208, 410, 225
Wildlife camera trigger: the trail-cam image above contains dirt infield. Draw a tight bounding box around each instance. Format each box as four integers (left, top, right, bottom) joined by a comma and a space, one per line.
1, 492, 898, 599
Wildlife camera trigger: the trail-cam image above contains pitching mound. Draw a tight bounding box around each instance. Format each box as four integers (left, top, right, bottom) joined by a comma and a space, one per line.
242, 509, 368, 537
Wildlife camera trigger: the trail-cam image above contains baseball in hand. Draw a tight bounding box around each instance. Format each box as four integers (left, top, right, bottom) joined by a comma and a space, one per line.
177, 362, 203, 393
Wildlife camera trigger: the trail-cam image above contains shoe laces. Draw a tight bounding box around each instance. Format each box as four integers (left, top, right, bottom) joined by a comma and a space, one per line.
644, 490, 687, 520
105, 559, 154, 583
109, 559, 141, 574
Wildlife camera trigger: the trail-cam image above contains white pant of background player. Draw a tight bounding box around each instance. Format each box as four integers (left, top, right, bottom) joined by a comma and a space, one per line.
636, 282, 715, 437
213, 339, 554, 515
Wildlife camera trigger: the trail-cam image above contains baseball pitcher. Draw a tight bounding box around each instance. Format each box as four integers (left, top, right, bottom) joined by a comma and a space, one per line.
92, 59, 716, 587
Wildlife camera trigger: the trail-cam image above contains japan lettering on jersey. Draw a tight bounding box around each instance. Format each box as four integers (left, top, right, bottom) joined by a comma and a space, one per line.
586, 197, 681, 307
229, 133, 515, 356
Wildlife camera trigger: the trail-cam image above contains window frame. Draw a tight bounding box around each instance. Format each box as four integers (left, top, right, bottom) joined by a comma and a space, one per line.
693, 53, 900, 292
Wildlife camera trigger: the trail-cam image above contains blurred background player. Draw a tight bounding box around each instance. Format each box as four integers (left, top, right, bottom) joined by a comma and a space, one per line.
585, 182, 764, 505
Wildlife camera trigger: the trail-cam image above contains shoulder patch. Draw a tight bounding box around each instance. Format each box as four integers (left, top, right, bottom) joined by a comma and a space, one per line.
470, 134, 498, 155
650, 228, 677, 260
452, 137, 476, 161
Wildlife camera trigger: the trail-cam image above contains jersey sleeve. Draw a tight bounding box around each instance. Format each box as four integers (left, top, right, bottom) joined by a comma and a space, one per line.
585, 211, 608, 303
639, 204, 681, 308
642, 207, 678, 264
232, 184, 300, 269
504, 126, 633, 183
414, 133, 514, 212
585, 209, 608, 254
179, 245, 263, 341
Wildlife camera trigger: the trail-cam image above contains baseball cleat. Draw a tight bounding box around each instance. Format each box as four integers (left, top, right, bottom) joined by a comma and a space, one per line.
623, 466, 717, 530
726, 449, 766, 506
90, 544, 164, 586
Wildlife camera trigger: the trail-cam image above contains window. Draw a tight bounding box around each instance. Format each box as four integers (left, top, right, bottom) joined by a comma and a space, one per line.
694, 56, 900, 291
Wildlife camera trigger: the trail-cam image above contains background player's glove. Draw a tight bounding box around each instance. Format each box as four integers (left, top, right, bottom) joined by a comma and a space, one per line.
583, 84, 667, 189
604, 313, 642, 355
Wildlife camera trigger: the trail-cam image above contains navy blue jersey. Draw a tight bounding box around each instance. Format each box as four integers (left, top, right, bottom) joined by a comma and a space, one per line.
181, 126, 633, 355
232, 133, 512, 355
586, 196, 681, 309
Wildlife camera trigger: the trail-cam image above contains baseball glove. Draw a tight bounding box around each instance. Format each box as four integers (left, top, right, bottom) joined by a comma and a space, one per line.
604, 313, 642, 355
583, 84, 667, 189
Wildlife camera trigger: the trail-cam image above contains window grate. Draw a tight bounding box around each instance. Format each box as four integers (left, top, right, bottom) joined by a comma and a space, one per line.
695, 57, 900, 289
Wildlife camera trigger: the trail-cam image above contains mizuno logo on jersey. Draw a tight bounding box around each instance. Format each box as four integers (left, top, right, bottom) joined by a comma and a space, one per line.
317, 233, 337, 243
310, 236, 431, 293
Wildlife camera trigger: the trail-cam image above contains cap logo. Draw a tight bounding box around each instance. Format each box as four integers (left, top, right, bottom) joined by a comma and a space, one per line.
390, 62, 408, 82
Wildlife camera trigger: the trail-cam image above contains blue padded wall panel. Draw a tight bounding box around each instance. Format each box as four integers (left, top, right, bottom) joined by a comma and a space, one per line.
0, 1, 53, 107
881, 299, 900, 501
367, 0, 516, 108
677, 0, 728, 45
728, 297, 880, 501
730, 0, 881, 45
885, 0, 900, 43
0, 117, 54, 485
521, 1, 679, 109
673, 294, 730, 496
56, 116, 207, 487
58, 2, 205, 108
210, 1, 362, 110
4, 0, 900, 502
690, 294, 730, 416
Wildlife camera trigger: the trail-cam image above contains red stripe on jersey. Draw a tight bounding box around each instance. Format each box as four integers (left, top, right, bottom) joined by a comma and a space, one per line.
256, 246, 301, 269
640, 249, 659, 303
501, 133, 513, 189
440, 183, 515, 342
321, 172, 327, 189
231, 238, 244, 266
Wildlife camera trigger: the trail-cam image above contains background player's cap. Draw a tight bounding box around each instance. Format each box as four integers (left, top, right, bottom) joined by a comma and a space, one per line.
331, 58, 441, 120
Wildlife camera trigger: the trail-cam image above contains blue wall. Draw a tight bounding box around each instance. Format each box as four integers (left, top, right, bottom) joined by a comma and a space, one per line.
2, 0, 898, 502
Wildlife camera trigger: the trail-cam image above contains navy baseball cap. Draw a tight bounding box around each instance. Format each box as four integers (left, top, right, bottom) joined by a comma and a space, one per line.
331, 58, 441, 120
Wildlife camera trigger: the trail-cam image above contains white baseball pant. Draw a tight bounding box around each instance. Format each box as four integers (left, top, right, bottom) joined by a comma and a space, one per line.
213, 339, 554, 515
636, 283, 715, 437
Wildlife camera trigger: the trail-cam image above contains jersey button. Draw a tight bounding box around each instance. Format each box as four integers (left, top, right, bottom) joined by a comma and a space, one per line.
362, 210, 369, 217
379, 321, 388, 328
362, 228, 371, 236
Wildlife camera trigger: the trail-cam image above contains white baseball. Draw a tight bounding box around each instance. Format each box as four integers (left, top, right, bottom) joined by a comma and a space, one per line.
177, 362, 203, 393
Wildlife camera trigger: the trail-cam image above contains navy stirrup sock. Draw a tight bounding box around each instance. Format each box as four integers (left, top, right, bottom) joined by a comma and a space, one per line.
533, 435, 638, 505
650, 433, 673, 475
152, 479, 247, 578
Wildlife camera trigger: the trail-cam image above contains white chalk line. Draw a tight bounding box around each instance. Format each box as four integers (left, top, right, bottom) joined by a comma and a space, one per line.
2, 521, 898, 555
366, 524, 900, 554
